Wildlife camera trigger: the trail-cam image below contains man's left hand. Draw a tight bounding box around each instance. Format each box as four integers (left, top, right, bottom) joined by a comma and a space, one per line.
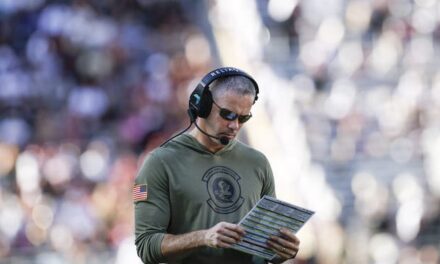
267, 228, 300, 261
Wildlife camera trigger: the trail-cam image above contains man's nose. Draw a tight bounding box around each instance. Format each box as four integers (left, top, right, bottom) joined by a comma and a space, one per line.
227, 118, 240, 129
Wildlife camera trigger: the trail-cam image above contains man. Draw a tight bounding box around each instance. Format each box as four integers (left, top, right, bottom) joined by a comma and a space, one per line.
134, 67, 300, 264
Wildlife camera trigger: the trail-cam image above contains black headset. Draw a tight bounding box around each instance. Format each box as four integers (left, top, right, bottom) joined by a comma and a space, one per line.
160, 67, 259, 147
187, 67, 259, 122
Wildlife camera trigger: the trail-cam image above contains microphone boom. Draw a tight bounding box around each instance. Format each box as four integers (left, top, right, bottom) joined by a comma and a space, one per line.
194, 122, 229, 145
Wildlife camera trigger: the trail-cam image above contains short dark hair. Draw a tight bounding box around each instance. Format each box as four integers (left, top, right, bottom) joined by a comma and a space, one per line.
210, 75, 257, 101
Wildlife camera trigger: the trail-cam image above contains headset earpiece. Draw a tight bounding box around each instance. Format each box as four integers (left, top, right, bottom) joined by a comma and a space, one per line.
197, 89, 213, 118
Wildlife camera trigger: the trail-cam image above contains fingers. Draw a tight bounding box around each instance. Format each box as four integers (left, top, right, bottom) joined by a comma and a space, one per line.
279, 228, 300, 244
267, 228, 300, 260
222, 222, 246, 236
219, 227, 244, 242
267, 239, 298, 259
205, 222, 245, 248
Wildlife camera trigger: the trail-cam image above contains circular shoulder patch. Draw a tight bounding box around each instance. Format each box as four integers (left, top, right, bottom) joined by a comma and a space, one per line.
202, 166, 244, 214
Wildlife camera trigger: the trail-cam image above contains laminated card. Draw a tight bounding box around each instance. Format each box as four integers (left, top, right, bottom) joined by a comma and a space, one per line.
231, 196, 314, 261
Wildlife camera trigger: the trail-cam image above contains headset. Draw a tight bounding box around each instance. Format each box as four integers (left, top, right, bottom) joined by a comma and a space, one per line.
160, 67, 259, 147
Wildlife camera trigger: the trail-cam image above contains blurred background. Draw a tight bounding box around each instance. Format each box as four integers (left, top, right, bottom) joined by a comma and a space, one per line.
1, 0, 440, 263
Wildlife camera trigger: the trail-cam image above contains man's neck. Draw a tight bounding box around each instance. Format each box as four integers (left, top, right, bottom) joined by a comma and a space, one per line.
189, 127, 224, 153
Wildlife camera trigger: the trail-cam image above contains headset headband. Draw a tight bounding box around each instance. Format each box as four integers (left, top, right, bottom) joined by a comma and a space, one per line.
198, 67, 259, 101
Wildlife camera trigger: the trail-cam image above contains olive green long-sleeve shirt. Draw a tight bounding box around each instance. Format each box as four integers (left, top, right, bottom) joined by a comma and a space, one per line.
134, 134, 275, 264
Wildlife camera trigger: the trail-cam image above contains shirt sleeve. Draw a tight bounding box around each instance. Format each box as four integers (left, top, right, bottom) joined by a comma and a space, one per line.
134, 152, 170, 264
260, 155, 276, 198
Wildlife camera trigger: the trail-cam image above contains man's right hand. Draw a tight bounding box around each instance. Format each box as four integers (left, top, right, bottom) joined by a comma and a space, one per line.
204, 222, 246, 248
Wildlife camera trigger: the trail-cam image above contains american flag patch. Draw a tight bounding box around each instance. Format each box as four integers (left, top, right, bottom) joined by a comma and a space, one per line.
133, 184, 148, 202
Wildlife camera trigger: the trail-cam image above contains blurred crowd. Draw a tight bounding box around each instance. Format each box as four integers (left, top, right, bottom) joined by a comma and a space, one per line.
259, 0, 440, 263
0, 0, 213, 263
1, 0, 440, 263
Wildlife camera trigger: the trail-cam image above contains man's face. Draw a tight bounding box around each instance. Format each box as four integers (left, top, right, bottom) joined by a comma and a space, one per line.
204, 91, 254, 144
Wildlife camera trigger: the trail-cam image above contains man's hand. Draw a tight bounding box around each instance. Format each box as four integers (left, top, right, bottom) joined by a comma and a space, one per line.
267, 228, 300, 261
204, 222, 245, 248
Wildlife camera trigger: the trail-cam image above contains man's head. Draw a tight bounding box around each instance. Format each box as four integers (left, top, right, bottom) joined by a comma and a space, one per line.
188, 67, 258, 150
204, 76, 256, 143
